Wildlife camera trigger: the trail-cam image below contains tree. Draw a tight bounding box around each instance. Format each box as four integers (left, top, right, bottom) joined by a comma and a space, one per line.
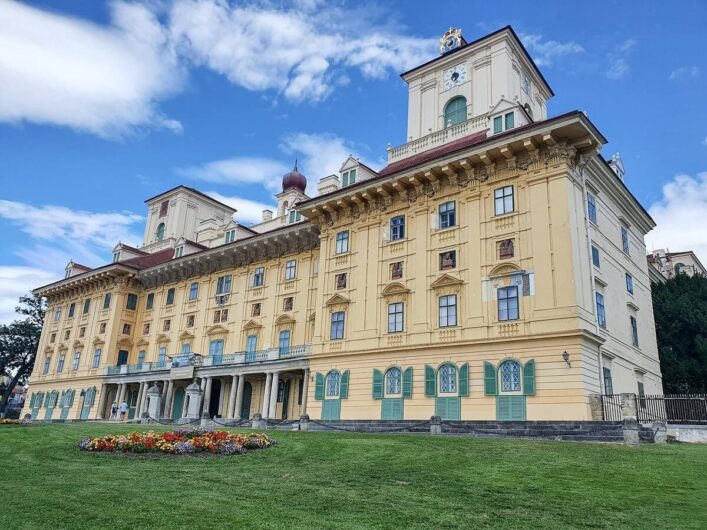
0, 294, 46, 416
652, 273, 707, 393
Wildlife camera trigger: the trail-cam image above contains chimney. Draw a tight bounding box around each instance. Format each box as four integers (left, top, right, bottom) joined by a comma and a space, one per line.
318, 174, 341, 196
262, 209, 273, 222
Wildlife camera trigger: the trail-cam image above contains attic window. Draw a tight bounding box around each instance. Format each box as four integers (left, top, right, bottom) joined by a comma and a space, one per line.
174, 246, 184, 258
342, 168, 357, 187
288, 210, 303, 223
112, 251, 120, 263
493, 112, 515, 134
225, 229, 236, 243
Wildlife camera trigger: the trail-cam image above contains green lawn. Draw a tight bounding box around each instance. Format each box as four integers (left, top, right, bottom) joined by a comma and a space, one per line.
1, 424, 706, 529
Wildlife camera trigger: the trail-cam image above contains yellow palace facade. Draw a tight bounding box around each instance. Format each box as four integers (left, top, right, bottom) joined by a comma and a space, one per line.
23, 26, 662, 423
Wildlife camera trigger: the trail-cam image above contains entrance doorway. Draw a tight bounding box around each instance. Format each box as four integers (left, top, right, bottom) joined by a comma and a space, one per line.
282, 380, 291, 419
127, 389, 139, 419
240, 381, 252, 419
172, 387, 185, 420
208, 379, 221, 418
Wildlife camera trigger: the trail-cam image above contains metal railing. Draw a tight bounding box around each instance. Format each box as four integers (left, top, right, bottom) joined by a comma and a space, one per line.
104, 344, 311, 376
600, 394, 623, 421
600, 393, 707, 424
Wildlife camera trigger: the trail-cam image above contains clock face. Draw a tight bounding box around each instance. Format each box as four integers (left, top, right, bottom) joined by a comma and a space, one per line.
443, 64, 467, 90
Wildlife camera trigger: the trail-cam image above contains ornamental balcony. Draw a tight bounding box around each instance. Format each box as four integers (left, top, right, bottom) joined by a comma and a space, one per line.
104, 344, 311, 376
386, 115, 488, 164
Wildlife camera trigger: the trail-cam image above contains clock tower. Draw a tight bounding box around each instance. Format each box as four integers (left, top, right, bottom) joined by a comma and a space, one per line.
400, 26, 553, 143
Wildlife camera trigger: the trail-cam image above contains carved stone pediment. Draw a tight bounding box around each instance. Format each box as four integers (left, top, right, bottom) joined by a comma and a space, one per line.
136, 338, 150, 347
242, 319, 262, 331
156, 333, 171, 343
178, 330, 195, 340
381, 282, 411, 296
206, 325, 228, 336
325, 293, 351, 306
488, 263, 523, 278
72, 339, 84, 349
92, 337, 105, 346
275, 314, 296, 325
430, 274, 464, 289
116, 337, 133, 348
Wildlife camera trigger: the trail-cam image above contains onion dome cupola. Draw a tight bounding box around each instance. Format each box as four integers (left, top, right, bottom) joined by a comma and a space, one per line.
282, 160, 307, 193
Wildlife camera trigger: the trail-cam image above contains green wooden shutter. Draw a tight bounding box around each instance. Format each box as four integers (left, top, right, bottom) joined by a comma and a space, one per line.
425, 365, 436, 397
459, 362, 469, 397
402, 367, 413, 398
484, 362, 497, 395
340, 370, 350, 399
314, 373, 324, 401
372, 369, 383, 399
523, 359, 536, 396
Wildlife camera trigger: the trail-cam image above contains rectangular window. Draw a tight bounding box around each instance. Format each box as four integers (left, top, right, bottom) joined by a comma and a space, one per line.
603, 367, 613, 395
50, 333, 56, 343
186, 282, 197, 301
158, 347, 167, 367
391, 261, 403, 280
54, 307, 62, 321
159, 200, 168, 217
175, 246, 184, 258
209, 339, 224, 358
330, 311, 345, 340
64, 330, 70, 341
498, 286, 519, 321
621, 226, 630, 254
213, 309, 228, 323
592, 245, 601, 268
68, 303, 75, 318
494, 186, 514, 215
283, 297, 294, 311
126, 293, 138, 310
225, 229, 236, 243
246, 334, 257, 353
504, 111, 514, 130
56, 354, 65, 373
493, 115, 502, 134
335, 231, 349, 254
166, 288, 175, 305
285, 260, 297, 280
79, 327, 85, 338
390, 216, 405, 241
587, 193, 597, 224
387, 302, 404, 333
186, 315, 195, 327
499, 239, 514, 259
163, 319, 171, 332
43, 357, 51, 374
113, 251, 121, 263
72, 352, 81, 371
596, 292, 606, 328
630, 316, 639, 347
440, 250, 456, 270
82, 299, 91, 315
143, 323, 150, 335
637, 381, 645, 398
137, 350, 146, 365
99, 322, 106, 334
439, 201, 456, 229
625, 273, 634, 294
103, 293, 111, 310
92, 349, 101, 369
335, 273, 347, 289
342, 168, 357, 187
252, 267, 264, 287
251, 303, 261, 317
216, 274, 233, 294
146, 293, 154, 310
278, 330, 291, 354
439, 295, 457, 327
122, 323, 131, 335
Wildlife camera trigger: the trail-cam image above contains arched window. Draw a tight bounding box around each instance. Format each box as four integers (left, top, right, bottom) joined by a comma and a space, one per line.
156, 223, 165, 241
674, 262, 685, 274
385, 367, 402, 395
326, 370, 340, 397
444, 97, 467, 127
439, 364, 457, 393
500, 360, 521, 392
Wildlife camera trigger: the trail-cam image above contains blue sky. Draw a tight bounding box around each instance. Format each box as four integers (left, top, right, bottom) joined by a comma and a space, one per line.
0, 0, 706, 322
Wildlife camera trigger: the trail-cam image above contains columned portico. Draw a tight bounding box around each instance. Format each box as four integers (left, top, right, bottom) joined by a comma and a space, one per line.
268, 372, 280, 419
262, 373, 273, 419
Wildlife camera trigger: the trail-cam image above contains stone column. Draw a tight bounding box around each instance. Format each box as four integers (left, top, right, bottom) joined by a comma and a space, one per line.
139, 382, 150, 418
234, 375, 245, 420
620, 393, 639, 446
268, 372, 280, 420
162, 381, 174, 419
226, 375, 238, 419
301, 369, 310, 415
202, 377, 213, 417
96, 384, 108, 420
181, 388, 189, 419
218, 379, 226, 417
262, 373, 273, 418
117, 383, 127, 404
135, 382, 145, 418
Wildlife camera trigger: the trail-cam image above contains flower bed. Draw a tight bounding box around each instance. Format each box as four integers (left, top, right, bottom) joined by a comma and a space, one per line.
77, 428, 276, 456
0, 418, 31, 425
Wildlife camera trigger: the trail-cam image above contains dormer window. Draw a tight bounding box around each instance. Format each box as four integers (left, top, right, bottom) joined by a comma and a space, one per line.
342, 168, 357, 187
493, 112, 515, 134
174, 245, 184, 258
156, 223, 165, 241
288, 209, 303, 223
225, 229, 236, 243
444, 96, 467, 127
112, 251, 120, 263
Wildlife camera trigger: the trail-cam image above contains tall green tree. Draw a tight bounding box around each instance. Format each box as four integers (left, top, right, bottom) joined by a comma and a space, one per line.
0, 294, 46, 415
652, 274, 707, 393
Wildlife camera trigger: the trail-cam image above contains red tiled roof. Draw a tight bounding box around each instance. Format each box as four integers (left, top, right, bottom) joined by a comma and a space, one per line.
117, 243, 148, 255
118, 248, 175, 270
379, 129, 489, 177
185, 239, 208, 250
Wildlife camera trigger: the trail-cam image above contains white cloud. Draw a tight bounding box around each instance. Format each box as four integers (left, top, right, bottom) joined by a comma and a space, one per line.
702, 137, 707, 146
520, 34, 584, 67
0, 199, 143, 274
0, 1, 184, 137
176, 157, 290, 193
168, 0, 435, 103
669, 66, 700, 80
606, 39, 636, 80
647, 172, 707, 264
0, 266, 56, 324
206, 192, 275, 225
